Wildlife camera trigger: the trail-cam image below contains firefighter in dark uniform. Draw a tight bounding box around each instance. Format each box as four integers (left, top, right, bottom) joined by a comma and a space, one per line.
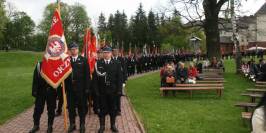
93, 46, 123, 133
128, 54, 136, 76
91, 49, 104, 114
29, 61, 57, 133
66, 43, 91, 133
112, 48, 127, 115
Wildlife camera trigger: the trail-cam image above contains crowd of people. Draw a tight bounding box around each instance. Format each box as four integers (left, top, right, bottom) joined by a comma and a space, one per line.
159, 56, 224, 95
32, 44, 214, 133
32, 42, 266, 133
241, 58, 266, 82
30, 44, 130, 133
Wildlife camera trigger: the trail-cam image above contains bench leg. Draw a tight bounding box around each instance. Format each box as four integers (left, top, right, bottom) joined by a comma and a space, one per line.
160, 90, 163, 97
251, 97, 255, 103
190, 90, 193, 98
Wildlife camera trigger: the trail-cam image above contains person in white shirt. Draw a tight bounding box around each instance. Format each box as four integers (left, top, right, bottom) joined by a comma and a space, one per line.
252, 93, 266, 133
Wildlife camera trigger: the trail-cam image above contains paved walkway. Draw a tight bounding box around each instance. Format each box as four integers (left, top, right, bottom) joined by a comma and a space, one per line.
0, 71, 158, 133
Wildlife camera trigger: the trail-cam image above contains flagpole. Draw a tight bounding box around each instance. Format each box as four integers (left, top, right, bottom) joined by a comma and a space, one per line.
62, 81, 68, 131
57, 0, 68, 131
57, 0, 61, 12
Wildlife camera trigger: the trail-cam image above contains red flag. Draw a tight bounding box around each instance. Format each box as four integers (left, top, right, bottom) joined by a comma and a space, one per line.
82, 28, 97, 74
40, 9, 72, 89
89, 35, 97, 73
81, 28, 91, 57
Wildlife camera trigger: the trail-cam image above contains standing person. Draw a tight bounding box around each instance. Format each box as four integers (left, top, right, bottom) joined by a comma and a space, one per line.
66, 43, 91, 133
93, 46, 123, 133
29, 61, 57, 133
112, 48, 126, 115
91, 49, 104, 114
127, 54, 136, 76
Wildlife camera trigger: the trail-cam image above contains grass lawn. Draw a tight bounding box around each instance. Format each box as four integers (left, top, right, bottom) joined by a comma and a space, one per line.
0, 51, 42, 124
126, 59, 254, 133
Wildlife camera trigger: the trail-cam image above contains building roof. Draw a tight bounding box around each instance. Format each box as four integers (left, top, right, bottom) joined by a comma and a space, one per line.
255, 2, 266, 15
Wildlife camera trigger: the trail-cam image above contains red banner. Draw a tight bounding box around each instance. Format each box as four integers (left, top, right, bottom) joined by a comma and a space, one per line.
82, 29, 96, 74
89, 35, 97, 73
40, 9, 72, 89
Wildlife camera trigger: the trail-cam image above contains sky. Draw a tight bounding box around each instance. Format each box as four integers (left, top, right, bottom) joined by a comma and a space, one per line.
5, 0, 266, 27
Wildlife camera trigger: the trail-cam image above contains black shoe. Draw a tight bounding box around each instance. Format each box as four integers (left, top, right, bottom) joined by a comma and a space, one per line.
67, 124, 76, 133
98, 127, 105, 133
55, 112, 61, 117
29, 125, 39, 133
117, 112, 121, 116
98, 117, 105, 133
80, 124, 85, 133
47, 125, 53, 133
111, 125, 118, 133
111, 117, 118, 133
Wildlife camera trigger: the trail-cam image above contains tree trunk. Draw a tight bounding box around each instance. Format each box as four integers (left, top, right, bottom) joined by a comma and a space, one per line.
231, 0, 242, 74
203, 0, 221, 59
204, 18, 221, 59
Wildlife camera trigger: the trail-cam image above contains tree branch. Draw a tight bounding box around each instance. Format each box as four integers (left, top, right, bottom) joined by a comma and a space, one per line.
216, 0, 229, 11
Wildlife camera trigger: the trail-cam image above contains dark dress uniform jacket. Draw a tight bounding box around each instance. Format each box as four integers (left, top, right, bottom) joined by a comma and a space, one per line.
32, 62, 52, 97
113, 56, 127, 83
66, 56, 90, 94
93, 59, 123, 95
65, 56, 91, 124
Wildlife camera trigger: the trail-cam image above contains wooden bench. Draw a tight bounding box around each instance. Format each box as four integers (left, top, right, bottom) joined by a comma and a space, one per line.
160, 84, 224, 97
202, 69, 224, 74
246, 89, 266, 93
235, 102, 257, 112
241, 93, 263, 102
256, 81, 266, 85
199, 74, 223, 78
255, 84, 266, 88
202, 77, 224, 80
203, 68, 224, 72
197, 80, 225, 84
242, 112, 252, 120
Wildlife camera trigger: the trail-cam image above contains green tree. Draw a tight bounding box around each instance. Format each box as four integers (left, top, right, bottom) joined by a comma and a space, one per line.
131, 3, 148, 49
38, 2, 90, 46
159, 14, 189, 51
0, 0, 8, 48
68, 3, 90, 44
4, 11, 35, 50
170, 0, 230, 58
97, 12, 107, 40
107, 14, 114, 44
147, 10, 158, 48
38, 2, 71, 47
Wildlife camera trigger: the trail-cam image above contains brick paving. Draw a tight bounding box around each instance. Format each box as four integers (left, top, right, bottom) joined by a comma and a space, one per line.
0, 71, 158, 133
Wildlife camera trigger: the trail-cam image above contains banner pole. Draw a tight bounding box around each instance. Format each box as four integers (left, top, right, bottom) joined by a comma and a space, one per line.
57, 0, 61, 12
57, 0, 67, 131
62, 81, 68, 132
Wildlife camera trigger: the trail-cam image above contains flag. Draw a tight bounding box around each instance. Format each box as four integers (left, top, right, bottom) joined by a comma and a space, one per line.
89, 35, 97, 73
81, 28, 91, 57
40, 9, 72, 89
82, 28, 97, 74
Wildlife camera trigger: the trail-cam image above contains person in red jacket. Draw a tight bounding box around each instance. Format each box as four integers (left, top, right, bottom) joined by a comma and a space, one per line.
188, 62, 198, 84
